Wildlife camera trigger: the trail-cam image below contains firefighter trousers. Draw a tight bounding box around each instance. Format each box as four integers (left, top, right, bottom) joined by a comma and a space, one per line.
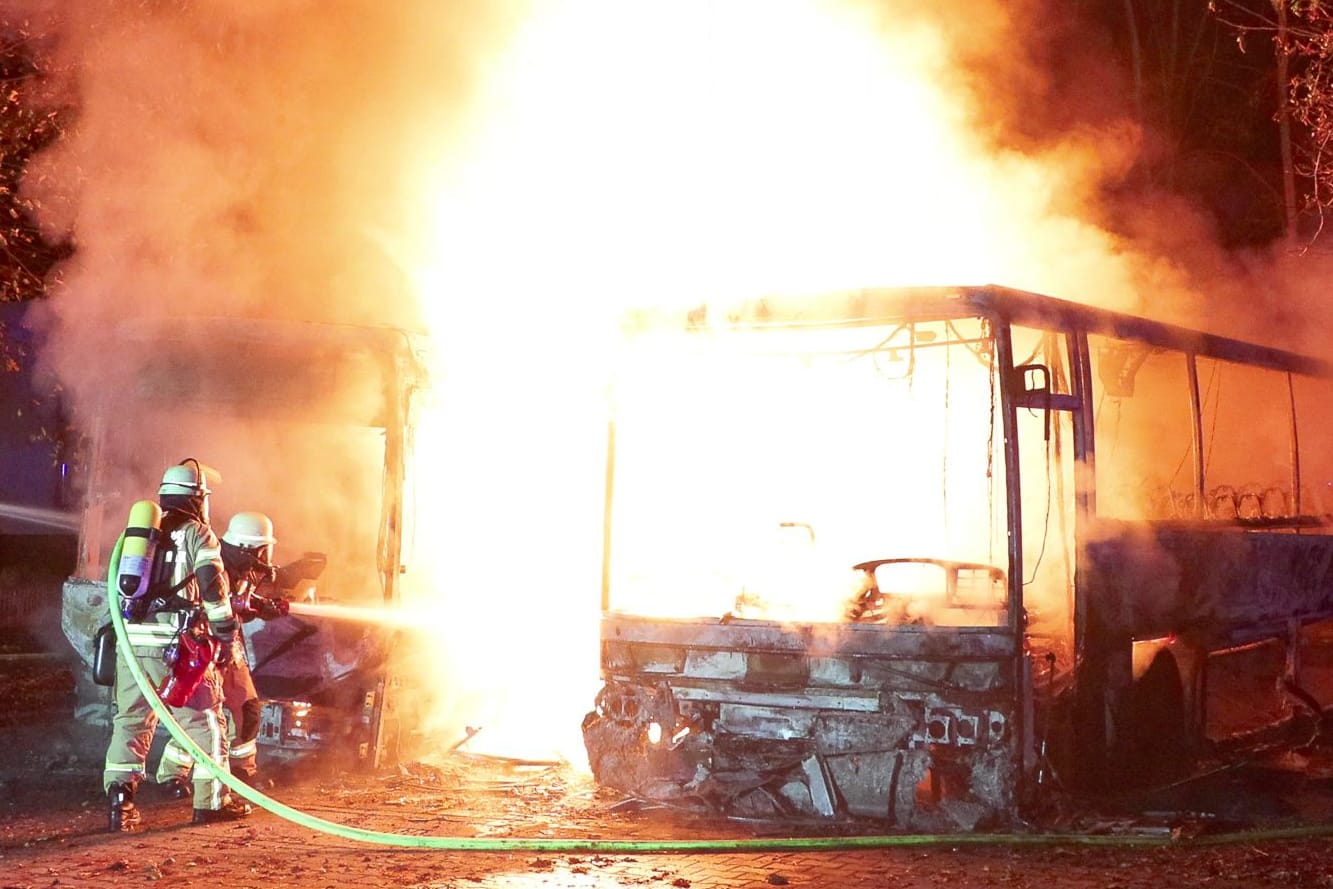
102, 646, 232, 813
159, 648, 260, 782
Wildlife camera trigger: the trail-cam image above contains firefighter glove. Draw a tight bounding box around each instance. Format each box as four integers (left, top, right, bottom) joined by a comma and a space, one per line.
254, 595, 289, 621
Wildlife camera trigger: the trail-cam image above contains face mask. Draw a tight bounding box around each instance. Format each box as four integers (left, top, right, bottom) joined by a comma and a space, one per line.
236, 545, 272, 570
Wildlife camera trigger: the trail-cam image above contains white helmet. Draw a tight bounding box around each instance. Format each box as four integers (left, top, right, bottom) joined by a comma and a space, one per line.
158, 459, 221, 496
223, 511, 277, 549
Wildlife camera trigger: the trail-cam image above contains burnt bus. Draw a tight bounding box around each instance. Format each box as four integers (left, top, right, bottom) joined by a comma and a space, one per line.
581, 285, 1333, 830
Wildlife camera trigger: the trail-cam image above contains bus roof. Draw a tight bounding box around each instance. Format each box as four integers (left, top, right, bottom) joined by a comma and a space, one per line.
627, 285, 1332, 378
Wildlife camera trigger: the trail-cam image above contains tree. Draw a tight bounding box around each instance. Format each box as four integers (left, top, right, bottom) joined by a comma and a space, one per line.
1213, 0, 1333, 243
1094, 0, 1291, 246
0, 25, 67, 302
0, 18, 71, 372
1281, 2, 1333, 239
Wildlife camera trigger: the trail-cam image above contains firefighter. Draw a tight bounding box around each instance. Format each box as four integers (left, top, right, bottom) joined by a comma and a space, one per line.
158, 511, 287, 792
103, 459, 253, 830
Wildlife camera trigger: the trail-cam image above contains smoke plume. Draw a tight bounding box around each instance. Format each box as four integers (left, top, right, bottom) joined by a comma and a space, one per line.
12, 0, 1328, 758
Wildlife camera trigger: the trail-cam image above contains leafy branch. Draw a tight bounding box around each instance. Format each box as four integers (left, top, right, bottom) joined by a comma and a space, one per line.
1213, 0, 1333, 243
0, 16, 72, 372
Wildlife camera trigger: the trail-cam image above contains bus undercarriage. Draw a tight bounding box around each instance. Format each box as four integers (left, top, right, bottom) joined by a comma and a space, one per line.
584, 614, 1021, 830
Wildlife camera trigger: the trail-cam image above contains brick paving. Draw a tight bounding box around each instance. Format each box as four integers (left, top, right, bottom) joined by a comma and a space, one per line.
3, 756, 1333, 889
2, 702, 1333, 889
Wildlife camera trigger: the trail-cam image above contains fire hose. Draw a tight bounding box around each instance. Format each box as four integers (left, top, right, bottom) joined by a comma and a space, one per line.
106, 537, 1333, 851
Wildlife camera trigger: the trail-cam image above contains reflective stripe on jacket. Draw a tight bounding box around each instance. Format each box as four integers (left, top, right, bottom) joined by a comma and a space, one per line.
123, 612, 180, 650
166, 518, 234, 636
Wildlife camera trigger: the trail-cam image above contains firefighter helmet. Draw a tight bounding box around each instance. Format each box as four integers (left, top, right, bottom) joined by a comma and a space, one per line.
158, 459, 220, 496
222, 511, 277, 549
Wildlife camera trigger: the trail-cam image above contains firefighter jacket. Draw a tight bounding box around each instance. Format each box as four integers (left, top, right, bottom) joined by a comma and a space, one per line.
121, 511, 234, 653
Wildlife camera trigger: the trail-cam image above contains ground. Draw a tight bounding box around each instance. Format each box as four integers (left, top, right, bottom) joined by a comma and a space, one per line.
2, 635, 1332, 889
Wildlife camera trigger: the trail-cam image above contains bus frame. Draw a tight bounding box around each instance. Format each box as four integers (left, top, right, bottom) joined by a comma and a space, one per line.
582, 284, 1333, 828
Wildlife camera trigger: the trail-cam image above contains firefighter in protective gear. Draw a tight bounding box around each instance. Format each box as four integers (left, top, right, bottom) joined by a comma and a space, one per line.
102, 459, 252, 830
159, 511, 286, 790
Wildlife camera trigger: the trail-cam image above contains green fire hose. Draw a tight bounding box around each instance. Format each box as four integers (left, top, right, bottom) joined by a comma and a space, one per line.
105, 537, 1333, 851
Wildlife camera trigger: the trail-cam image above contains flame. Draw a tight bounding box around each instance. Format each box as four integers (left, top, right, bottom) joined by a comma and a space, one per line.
17, 0, 1329, 784
9, 0, 1281, 765
606, 319, 1008, 622
397, 0, 1122, 760
409, 0, 1145, 309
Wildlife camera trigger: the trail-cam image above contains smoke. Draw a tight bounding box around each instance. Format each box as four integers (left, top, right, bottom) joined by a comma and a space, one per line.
12, 0, 1330, 759
940, 0, 1333, 355
15, 1, 1320, 438
11, 0, 514, 563
20, 0, 509, 335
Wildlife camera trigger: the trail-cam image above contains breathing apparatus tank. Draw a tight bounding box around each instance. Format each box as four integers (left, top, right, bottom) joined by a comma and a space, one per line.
117, 500, 163, 615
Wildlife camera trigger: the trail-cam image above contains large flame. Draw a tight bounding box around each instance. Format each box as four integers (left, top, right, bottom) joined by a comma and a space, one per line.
12, 0, 1212, 764
399, 0, 1142, 759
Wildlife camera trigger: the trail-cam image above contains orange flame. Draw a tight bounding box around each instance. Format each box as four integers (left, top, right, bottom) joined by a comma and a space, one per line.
398, 0, 1145, 760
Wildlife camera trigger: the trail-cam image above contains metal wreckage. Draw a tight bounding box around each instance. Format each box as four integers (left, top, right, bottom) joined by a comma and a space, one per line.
581, 286, 1333, 829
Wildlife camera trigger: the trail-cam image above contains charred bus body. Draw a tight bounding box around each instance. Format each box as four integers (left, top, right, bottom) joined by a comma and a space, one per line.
582, 285, 1333, 829
60, 316, 426, 767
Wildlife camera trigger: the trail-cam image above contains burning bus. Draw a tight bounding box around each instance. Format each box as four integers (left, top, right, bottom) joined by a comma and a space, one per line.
60, 315, 426, 766
582, 285, 1333, 829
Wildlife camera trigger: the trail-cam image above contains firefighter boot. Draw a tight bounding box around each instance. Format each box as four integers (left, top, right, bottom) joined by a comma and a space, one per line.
162, 777, 192, 800
191, 795, 252, 825
108, 782, 141, 832
237, 769, 273, 791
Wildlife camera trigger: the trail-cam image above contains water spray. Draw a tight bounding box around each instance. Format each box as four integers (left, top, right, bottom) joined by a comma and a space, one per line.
106, 537, 1333, 850
284, 600, 433, 629
0, 501, 80, 531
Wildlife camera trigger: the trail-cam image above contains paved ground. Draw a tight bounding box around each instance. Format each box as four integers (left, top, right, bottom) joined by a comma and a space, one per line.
2, 612, 1333, 889
2, 706, 1333, 889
